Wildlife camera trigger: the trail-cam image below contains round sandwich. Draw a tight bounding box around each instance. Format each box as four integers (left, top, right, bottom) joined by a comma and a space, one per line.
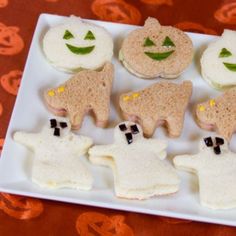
43, 16, 113, 73
201, 29, 236, 90
119, 17, 193, 79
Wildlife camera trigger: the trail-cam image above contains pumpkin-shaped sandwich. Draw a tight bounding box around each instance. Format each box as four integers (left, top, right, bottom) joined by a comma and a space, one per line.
43, 16, 113, 73
119, 17, 193, 79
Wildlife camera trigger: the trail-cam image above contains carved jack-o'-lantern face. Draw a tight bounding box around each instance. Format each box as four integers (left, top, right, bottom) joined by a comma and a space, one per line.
76, 212, 134, 236
0, 138, 4, 151
214, 2, 236, 25
91, 0, 141, 25
0, 23, 24, 55
140, 0, 173, 6
0, 102, 2, 117
0, 0, 8, 8
120, 17, 193, 79
175, 21, 217, 35
0, 70, 22, 95
0, 193, 43, 220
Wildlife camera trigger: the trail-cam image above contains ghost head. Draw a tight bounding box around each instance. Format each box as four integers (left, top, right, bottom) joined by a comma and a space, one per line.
114, 121, 143, 145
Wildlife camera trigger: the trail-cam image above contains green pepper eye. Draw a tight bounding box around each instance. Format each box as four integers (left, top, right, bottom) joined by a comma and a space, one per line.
63, 30, 74, 40
143, 37, 155, 47
219, 48, 232, 58
162, 36, 175, 47
84, 30, 95, 40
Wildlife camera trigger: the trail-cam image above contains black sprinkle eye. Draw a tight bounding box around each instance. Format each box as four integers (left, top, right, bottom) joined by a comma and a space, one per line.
162, 36, 175, 47
60, 122, 68, 128
63, 30, 74, 40
125, 133, 133, 144
50, 119, 57, 128
119, 124, 127, 132
130, 124, 139, 134
54, 128, 60, 136
214, 145, 221, 155
204, 137, 213, 147
215, 137, 224, 146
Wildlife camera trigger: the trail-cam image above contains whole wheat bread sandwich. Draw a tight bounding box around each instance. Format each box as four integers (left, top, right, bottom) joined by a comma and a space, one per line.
44, 62, 114, 130
119, 81, 192, 137
196, 87, 236, 141
119, 17, 193, 79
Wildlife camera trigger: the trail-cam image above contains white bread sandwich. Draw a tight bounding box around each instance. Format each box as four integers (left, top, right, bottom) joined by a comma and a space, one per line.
201, 29, 236, 90
174, 136, 236, 209
89, 121, 180, 200
43, 16, 113, 73
13, 118, 93, 190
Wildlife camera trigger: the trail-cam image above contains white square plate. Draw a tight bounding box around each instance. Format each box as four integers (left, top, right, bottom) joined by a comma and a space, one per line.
1, 13, 236, 226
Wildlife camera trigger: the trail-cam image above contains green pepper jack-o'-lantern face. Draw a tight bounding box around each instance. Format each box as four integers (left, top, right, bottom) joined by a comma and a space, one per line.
63, 29, 95, 55
143, 36, 175, 61
218, 48, 236, 72
43, 17, 114, 73
200, 30, 236, 90
119, 17, 193, 79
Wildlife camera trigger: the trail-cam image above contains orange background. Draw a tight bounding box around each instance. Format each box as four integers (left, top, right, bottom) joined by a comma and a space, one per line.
1, 0, 236, 235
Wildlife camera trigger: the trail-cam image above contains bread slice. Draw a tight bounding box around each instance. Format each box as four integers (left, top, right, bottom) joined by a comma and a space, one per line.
89, 121, 180, 200
196, 87, 236, 141
119, 81, 192, 137
43, 16, 113, 73
174, 136, 236, 209
44, 62, 114, 129
13, 118, 93, 190
201, 30, 236, 90
119, 17, 193, 79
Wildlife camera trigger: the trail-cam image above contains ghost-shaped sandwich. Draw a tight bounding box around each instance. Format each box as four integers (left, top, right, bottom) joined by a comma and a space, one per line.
174, 136, 236, 209
201, 29, 236, 90
43, 16, 113, 73
119, 17, 193, 79
89, 121, 180, 200
13, 118, 93, 190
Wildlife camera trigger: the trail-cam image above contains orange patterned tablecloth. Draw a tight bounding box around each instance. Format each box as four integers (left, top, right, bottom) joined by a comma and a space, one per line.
0, 0, 236, 235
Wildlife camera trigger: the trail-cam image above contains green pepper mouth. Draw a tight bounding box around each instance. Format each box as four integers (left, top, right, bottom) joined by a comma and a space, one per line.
223, 62, 236, 72
66, 44, 95, 55
144, 50, 175, 61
